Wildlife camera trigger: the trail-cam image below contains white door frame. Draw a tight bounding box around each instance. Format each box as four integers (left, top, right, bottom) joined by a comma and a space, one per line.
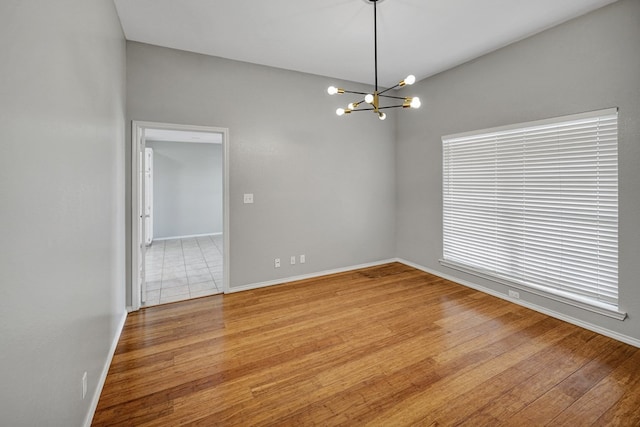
130, 120, 230, 311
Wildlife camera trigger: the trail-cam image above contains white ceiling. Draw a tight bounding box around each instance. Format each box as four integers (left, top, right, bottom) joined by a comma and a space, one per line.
113, 0, 618, 88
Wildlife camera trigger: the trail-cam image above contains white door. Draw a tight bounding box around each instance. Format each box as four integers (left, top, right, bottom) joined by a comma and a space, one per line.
144, 148, 153, 246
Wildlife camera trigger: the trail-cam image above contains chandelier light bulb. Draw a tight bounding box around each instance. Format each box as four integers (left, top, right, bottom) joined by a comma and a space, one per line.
364, 94, 374, 104
336, 108, 345, 116
378, 112, 387, 120
348, 102, 357, 110
410, 97, 421, 109
327, 86, 339, 95
405, 75, 416, 85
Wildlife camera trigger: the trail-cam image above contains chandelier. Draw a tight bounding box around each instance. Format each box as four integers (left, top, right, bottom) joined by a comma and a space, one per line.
327, 0, 421, 120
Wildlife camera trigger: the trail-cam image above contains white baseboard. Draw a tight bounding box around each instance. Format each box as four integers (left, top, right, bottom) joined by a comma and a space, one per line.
153, 232, 221, 242
226, 259, 397, 294
83, 310, 128, 427
395, 258, 640, 349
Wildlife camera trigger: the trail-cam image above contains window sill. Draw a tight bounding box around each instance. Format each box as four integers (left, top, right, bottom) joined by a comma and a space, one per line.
439, 259, 627, 321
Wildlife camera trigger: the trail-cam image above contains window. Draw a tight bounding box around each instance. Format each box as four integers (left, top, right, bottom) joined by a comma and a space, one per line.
441, 108, 624, 320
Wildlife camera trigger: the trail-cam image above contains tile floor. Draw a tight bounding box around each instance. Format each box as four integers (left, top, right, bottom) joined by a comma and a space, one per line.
144, 235, 223, 306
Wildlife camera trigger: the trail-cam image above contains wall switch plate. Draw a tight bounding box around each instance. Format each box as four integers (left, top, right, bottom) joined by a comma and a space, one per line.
290, 256, 296, 265
82, 372, 87, 399
508, 290, 520, 299
274, 258, 280, 268
243, 193, 254, 204
300, 254, 306, 264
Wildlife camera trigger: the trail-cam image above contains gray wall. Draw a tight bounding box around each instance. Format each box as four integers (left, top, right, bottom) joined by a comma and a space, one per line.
146, 141, 223, 239
396, 0, 640, 342
126, 42, 397, 295
0, 0, 126, 426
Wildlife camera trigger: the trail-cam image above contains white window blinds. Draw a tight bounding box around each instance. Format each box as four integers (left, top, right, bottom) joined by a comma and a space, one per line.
441, 108, 623, 319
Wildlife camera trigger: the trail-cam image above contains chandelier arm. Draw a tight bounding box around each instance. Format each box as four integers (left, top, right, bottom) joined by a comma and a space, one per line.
343, 89, 370, 96
378, 94, 407, 100
349, 105, 404, 111
377, 84, 401, 96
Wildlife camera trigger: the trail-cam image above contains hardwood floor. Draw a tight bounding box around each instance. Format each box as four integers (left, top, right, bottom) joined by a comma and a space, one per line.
93, 263, 640, 426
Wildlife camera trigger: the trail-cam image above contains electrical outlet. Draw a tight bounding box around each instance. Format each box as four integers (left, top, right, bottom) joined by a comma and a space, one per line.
300, 254, 306, 264
243, 193, 254, 204
508, 290, 520, 299
82, 372, 87, 399
290, 256, 296, 265
274, 258, 281, 268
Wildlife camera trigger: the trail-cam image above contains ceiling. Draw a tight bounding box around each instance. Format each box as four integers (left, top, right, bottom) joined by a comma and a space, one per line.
113, 0, 618, 88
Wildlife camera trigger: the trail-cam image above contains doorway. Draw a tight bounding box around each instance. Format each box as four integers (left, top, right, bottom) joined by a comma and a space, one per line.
131, 121, 229, 310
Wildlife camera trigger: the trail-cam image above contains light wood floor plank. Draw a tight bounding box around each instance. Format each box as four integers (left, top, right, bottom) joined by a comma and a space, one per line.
93, 262, 640, 426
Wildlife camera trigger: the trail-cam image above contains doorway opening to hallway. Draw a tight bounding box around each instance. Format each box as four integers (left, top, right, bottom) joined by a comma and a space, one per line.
131, 121, 229, 310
